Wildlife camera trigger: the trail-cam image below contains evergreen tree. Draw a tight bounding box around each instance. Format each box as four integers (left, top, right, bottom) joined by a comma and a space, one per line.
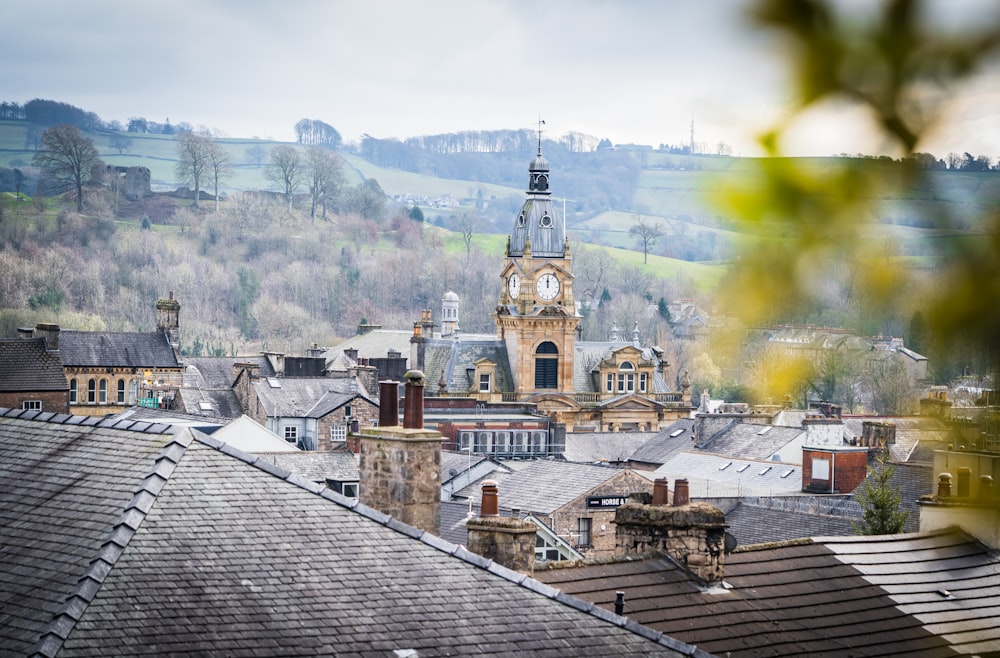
852, 456, 909, 535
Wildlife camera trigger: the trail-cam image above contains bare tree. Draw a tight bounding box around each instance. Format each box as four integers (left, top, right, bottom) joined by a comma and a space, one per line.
266, 145, 304, 212
245, 144, 267, 167
32, 124, 102, 212
108, 133, 133, 155
306, 147, 345, 221
175, 132, 212, 208
457, 211, 480, 261
629, 215, 664, 264
575, 244, 618, 303
205, 139, 231, 214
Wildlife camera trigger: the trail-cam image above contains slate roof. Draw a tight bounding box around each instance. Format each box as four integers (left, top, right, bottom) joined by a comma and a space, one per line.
0, 407, 705, 657
723, 497, 861, 546
459, 460, 634, 515
255, 449, 359, 482
572, 341, 671, 394
628, 419, 697, 467
536, 528, 1000, 656
562, 431, 657, 464
655, 452, 804, 497
440, 499, 475, 546
183, 355, 277, 388
173, 386, 244, 418
252, 376, 374, 418
324, 328, 678, 397
177, 357, 272, 418
422, 338, 514, 393
694, 421, 804, 460
0, 338, 67, 391
58, 330, 180, 368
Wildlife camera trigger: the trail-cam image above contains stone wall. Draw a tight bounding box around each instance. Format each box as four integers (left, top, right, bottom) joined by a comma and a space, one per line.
359, 426, 441, 535
466, 516, 536, 574
551, 470, 654, 558
615, 501, 727, 584
316, 397, 379, 453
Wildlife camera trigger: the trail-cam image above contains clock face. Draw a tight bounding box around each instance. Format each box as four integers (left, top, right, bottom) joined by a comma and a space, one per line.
507, 273, 521, 299
536, 273, 560, 301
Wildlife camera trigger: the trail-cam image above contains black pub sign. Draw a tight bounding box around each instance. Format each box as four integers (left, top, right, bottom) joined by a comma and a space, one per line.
586, 495, 628, 509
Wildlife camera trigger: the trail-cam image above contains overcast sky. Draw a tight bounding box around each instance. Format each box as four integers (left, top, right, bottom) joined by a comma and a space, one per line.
3, 0, 998, 157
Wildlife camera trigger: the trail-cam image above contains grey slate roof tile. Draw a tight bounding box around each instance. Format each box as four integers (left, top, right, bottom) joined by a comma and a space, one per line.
0, 338, 68, 391
460, 459, 631, 514
58, 331, 179, 368
537, 529, 1000, 657
257, 449, 360, 482
629, 419, 696, 466
1, 409, 704, 657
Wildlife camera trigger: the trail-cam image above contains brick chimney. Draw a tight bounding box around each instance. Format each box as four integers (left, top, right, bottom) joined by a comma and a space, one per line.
359, 370, 440, 535
466, 481, 536, 574
615, 479, 727, 584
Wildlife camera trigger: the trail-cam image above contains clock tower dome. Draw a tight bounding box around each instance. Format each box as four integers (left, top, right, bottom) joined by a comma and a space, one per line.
496, 125, 579, 399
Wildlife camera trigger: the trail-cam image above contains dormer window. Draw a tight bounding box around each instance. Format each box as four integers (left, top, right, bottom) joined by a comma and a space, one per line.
540, 214, 553, 228
517, 212, 526, 227
617, 362, 635, 393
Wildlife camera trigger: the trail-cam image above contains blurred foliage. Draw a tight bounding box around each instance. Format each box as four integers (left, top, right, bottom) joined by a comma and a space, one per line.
713, 0, 1000, 395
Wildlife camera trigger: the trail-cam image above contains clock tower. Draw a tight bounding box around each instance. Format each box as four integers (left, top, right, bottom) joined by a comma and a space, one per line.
496, 127, 579, 399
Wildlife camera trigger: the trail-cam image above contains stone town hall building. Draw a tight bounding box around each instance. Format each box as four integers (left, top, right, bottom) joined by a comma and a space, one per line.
327, 138, 692, 435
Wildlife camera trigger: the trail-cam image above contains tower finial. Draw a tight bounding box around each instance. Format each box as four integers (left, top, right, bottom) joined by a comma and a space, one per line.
537, 116, 545, 156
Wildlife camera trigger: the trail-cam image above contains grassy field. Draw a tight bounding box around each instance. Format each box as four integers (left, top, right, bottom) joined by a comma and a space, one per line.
3, 119, 994, 280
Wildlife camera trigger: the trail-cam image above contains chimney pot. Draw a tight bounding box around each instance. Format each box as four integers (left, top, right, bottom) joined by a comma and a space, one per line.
379, 380, 400, 427
481, 480, 500, 516
672, 478, 690, 506
652, 478, 670, 506
980, 475, 994, 500
937, 472, 953, 498
402, 370, 425, 429
614, 591, 625, 616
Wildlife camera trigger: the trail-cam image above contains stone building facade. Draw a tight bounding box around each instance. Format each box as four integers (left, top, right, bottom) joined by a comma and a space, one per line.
544, 469, 655, 559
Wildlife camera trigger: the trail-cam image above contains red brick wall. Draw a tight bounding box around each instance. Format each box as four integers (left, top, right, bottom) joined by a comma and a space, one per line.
803, 448, 869, 494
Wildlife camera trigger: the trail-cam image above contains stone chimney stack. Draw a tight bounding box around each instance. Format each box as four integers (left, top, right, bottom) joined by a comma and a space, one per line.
359, 370, 440, 535
32, 323, 60, 351
615, 480, 727, 584
156, 292, 181, 351
466, 481, 536, 574
860, 420, 896, 448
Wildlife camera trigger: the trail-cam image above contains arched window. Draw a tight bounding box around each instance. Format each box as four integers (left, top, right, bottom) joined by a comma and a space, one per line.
117, 379, 126, 403
87, 379, 97, 404
99, 379, 107, 404
69, 379, 78, 404
618, 362, 635, 393
534, 341, 559, 389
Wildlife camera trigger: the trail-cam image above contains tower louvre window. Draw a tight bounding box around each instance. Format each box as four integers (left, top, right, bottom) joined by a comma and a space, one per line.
534, 341, 559, 389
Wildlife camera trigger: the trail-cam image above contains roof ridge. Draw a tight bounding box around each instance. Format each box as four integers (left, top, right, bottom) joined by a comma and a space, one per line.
184, 430, 709, 656
29, 429, 196, 658
0, 406, 175, 434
